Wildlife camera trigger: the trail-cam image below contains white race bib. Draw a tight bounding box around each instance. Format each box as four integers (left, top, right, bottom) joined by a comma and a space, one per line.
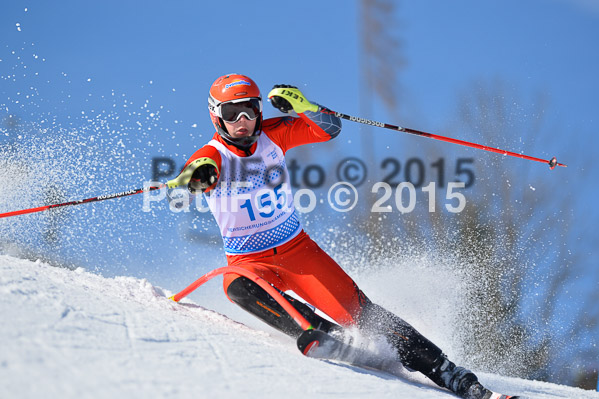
204, 134, 302, 254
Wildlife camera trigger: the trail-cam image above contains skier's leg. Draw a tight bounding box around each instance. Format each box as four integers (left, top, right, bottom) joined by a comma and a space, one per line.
223, 248, 340, 337
225, 232, 366, 327
359, 301, 488, 399
225, 276, 341, 338
266, 234, 489, 398
224, 233, 490, 398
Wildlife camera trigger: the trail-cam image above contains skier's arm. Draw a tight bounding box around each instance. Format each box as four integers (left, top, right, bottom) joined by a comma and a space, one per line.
167, 145, 221, 193
266, 85, 341, 152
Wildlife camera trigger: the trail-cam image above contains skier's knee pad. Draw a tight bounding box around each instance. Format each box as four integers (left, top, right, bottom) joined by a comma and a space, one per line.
226, 276, 261, 304
226, 276, 304, 337
226, 276, 286, 318
226, 277, 341, 337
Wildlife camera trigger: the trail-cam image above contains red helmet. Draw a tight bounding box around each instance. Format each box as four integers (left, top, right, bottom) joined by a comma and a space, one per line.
208, 74, 262, 149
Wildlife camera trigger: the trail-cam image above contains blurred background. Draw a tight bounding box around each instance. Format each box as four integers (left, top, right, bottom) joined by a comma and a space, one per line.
1, 0, 597, 391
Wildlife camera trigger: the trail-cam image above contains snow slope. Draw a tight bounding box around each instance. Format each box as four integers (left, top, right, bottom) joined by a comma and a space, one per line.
1, 255, 597, 399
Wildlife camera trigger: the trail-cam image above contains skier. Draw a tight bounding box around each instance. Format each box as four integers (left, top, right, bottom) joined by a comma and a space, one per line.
168, 73, 511, 399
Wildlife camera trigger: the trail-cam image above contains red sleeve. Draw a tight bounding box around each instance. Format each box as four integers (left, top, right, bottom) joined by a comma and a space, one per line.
183, 143, 222, 171
262, 115, 332, 154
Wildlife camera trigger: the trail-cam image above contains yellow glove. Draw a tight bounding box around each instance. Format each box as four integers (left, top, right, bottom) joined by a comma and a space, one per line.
268, 85, 319, 114
167, 158, 218, 193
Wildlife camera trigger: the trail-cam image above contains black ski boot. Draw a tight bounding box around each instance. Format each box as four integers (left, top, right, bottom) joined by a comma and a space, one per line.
430, 357, 492, 399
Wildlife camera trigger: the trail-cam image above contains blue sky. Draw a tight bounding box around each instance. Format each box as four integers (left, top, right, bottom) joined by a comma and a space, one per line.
1, 0, 598, 385
1, 0, 597, 283
3, 1, 597, 138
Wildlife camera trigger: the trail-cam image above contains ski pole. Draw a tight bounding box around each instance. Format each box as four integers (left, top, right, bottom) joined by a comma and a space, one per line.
0, 184, 166, 219
0, 158, 212, 219
325, 109, 566, 170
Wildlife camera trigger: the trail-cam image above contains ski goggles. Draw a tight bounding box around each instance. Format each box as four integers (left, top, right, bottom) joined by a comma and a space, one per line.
214, 98, 262, 123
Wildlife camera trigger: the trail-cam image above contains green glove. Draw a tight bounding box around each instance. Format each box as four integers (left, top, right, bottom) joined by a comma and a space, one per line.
167, 158, 218, 191
268, 85, 319, 114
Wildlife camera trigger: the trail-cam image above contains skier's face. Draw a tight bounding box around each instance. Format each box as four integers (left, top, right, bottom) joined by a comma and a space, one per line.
224, 115, 256, 139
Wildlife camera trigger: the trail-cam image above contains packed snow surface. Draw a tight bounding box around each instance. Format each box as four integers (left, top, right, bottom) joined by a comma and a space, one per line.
1, 255, 597, 399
